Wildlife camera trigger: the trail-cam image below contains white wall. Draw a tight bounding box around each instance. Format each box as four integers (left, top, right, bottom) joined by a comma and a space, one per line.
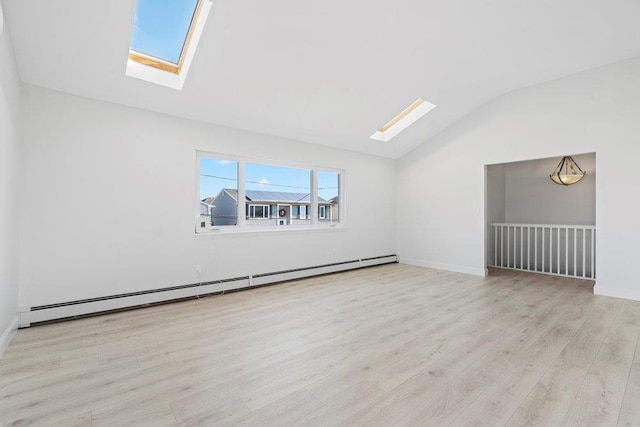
397, 56, 640, 300
18, 86, 396, 308
0, 2, 21, 353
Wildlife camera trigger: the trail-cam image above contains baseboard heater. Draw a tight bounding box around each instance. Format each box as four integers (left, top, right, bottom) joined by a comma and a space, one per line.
19, 255, 397, 327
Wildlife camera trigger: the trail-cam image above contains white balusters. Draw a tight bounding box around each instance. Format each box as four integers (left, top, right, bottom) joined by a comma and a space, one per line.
490, 223, 595, 279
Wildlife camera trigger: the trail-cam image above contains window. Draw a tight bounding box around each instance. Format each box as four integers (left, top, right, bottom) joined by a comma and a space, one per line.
319, 205, 326, 220
248, 205, 269, 218
199, 157, 238, 227
370, 98, 437, 142
318, 170, 340, 223
196, 152, 344, 233
126, 0, 212, 89
246, 163, 311, 227
129, 0, 200, 72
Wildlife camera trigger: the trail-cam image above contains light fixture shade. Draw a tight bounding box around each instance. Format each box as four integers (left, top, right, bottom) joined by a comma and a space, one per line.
550, 156, 585, 186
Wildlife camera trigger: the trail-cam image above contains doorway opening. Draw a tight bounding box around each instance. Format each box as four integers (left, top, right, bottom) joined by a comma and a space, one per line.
485, 153, 596, 279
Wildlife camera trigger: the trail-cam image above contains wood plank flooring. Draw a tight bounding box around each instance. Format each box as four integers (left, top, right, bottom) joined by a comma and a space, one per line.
1, 264, 640, 426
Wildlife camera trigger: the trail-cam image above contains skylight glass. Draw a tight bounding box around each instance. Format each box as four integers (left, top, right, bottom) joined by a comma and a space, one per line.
370, 98, 437, 142
130, 0, 200, 65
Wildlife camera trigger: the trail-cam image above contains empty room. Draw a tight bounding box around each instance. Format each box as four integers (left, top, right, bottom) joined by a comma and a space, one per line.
1, 0, 640, 425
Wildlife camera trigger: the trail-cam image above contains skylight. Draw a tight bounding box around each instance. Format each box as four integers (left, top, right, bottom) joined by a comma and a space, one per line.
130, 0, 201, 73
126, 0, 212, 90
370, 98, 437, 142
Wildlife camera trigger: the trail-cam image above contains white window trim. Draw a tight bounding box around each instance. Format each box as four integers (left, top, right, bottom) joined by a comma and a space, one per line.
248, 204, 269, 219
195, 151, 345, 234
319, 205, 326, 220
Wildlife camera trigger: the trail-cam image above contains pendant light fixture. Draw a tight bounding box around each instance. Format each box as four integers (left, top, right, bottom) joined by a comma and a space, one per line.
550, 156, 586, 186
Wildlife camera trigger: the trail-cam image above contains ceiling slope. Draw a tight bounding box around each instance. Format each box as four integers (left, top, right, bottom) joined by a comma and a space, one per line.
4, 0, 640, 158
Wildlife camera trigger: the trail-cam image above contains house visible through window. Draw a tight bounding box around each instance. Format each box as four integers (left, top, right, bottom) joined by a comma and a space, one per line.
200, 158, 238, 227
318, 171, 340, 223
245, 163, 311, 227
197, 153, 343, 232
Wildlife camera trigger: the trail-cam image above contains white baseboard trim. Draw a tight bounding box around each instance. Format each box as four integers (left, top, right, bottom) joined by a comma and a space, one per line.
20, 255, 398, 326
594, 284, 640, 302
399, 257, 488, 277
0, 316, 18, 359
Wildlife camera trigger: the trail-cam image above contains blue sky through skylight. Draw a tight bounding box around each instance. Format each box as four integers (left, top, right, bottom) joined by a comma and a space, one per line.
130, 0, 199, 64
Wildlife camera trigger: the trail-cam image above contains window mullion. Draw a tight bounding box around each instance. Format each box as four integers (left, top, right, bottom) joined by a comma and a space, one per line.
338, 172, 344, 225
237, 161, 246, 227
311, 170, 318, 225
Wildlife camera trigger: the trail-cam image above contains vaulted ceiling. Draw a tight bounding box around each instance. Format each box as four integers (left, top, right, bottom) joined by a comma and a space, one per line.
3, 0, 640, 158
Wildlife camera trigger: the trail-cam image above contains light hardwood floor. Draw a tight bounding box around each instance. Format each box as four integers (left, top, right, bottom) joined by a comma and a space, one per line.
1, 264, 640, 426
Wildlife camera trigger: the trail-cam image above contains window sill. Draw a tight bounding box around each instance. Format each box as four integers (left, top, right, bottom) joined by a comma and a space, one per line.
194, 224, 347, 237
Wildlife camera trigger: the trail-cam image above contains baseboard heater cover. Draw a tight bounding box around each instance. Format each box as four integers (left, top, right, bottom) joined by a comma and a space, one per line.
20, 254, 397, 327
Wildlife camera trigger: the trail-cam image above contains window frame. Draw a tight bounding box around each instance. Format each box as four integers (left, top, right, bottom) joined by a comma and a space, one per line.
129, 0, 205, 75
319, 205, 326, 220
126, 0, 212, 90
248, 204, 269, 219
196, 151, 345, 234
